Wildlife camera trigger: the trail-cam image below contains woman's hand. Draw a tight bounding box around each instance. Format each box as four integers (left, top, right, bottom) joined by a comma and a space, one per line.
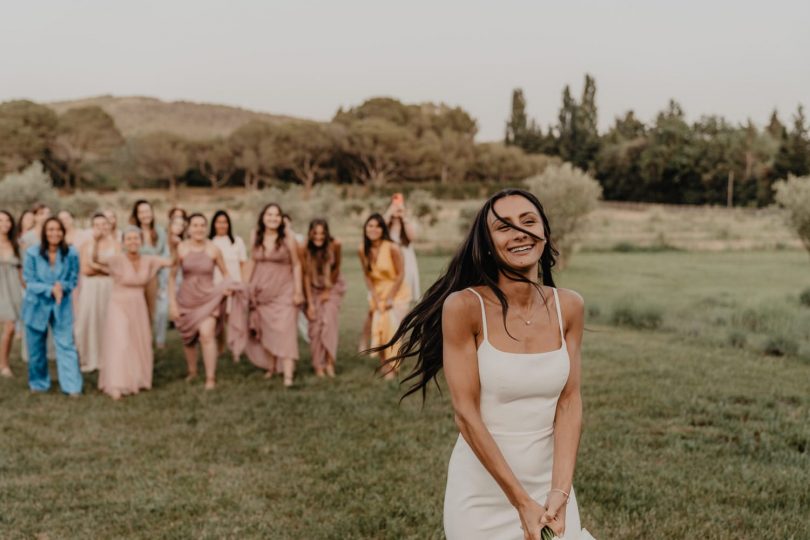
169, 302, 179, 322
293, 291, 304, 307
52, 282, 64, 305
306, 305, 316, 321
382, 298, 394, 311
516, 498, 546, 540
540, 491, 568, 538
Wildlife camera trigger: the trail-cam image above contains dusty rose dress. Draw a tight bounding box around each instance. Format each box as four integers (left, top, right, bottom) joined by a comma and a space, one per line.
242, 243, 299, 371
98, 254, 163, 397
175, 250, 231, 346
306, 250, 346, 370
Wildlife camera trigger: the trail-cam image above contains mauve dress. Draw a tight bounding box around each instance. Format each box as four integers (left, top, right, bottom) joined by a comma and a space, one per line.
175, 250, 232, 346
98, 255, 163, 397
306, 250, 346, 370
243, 243, 299, 371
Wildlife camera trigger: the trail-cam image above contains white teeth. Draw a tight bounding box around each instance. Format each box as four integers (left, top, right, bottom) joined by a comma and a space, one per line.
509, 245, 533, 253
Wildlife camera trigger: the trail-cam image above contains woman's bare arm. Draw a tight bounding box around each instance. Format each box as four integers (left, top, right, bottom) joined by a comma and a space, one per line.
443, 290, 544, 540
385, 243, 406, 302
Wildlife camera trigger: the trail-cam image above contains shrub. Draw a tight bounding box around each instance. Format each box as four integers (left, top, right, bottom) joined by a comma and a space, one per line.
61, 192, 103, 219
610, 300, 663, 330
587, 303, 601, 320
799, 288, 810, 308
762, 334, 799, 357
727, 330, 747, 349
524, 163, 602, 265
773, 175, 810, 254
0, 161, 59, 214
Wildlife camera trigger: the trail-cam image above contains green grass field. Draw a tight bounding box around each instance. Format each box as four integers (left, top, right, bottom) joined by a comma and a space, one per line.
1, 251, 808, 539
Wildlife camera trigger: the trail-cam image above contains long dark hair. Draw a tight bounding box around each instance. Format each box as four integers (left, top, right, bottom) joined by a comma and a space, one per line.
0, 210, 19, 258
209, 210, 234, 244
306, 218, 334, 281
39, 217, 70, 259
254, 203, 286, 250
373, 188, 559, 401
388, 215, 410, 247
130, 199, 158, 244
362, 213, 391, 271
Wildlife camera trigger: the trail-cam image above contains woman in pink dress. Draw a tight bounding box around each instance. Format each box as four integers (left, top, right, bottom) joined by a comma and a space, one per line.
76, 212, 119, 373
168, 213, 235, 390
242, 203, 304, 387
303, 219, 345, 378
98, 226, 171, 400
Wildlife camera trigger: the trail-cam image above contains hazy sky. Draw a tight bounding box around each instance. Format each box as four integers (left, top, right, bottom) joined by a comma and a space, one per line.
2, 0, 808, 140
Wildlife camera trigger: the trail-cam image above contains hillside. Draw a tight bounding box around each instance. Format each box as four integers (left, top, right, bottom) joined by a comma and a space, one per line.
47, 95, 303, 139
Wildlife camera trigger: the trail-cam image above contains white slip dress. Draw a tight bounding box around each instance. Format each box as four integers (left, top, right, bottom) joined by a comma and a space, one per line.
444, 287, 595, 540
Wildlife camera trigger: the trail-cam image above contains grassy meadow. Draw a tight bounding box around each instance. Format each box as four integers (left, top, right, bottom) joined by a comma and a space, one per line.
1, 245, 809, 539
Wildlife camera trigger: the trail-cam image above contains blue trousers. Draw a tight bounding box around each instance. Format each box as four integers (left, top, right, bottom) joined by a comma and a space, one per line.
26, 315, 83, 394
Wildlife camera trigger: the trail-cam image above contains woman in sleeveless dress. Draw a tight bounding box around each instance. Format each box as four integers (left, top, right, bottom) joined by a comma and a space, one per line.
373, 189, 595, 540
238, 203, 303, 387
129, 200, 170, 348
359, 213, 411, 380
169, 214, 235, 390
76, 212, 120, 372
99, 226, 172, 399
0, 210, 23, 377
384, 197, 420, 301
303, 219, 346, 378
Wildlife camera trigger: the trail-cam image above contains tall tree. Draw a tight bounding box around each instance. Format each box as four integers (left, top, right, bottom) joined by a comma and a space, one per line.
0, 100, 58, 174
774, 105, 810, 179
342, 118, 414, 187
188, 138, 234, 191
228, 120, 276, 189
49, 106, 123, 189
268, 122, 342, 197
132, 132, 190, 198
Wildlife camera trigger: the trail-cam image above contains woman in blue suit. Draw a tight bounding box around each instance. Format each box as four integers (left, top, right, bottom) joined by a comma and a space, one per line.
22, 217, 82, 395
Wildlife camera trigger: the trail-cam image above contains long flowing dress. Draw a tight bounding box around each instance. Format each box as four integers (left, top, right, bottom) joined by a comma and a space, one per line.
98, 255, 163, 398
0, 254, 23, 323
390, 228, 420, 301
367, 240, 411, 357
242, 243, 299, 372
306, 249, 346, 371
75, 246, 116, 372
443, 288, 595, 540
175, 250, 232, 347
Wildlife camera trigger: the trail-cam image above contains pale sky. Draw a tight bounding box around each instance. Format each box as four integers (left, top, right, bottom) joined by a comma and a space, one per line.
1, 0, 808, 141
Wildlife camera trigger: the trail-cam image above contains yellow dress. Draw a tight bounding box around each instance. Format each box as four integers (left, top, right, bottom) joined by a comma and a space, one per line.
367, 240, 411, 357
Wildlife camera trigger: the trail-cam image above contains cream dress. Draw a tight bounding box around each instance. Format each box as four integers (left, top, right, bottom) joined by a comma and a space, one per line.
444, 287, 595, 540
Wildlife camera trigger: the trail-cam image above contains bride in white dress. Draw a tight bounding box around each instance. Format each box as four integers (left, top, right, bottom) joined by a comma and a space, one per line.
373, 189, 595, 540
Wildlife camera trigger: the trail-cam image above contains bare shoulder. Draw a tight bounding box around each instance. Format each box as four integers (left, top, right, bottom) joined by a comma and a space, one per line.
556, 287, 585, 316
443, 289, 479, 325
208, 241, 222, 258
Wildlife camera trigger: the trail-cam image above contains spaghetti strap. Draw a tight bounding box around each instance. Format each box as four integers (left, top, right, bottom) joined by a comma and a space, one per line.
552, 288, 565, 342
466, 287, 488, 342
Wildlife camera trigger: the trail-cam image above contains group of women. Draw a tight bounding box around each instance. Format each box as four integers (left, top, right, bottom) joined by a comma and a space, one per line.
0, 194, 422, 397
3, 188, 596, 538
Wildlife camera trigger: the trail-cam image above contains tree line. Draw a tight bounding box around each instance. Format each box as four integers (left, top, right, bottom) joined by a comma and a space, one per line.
0, 98, 553, 197
505, 74, 810, 206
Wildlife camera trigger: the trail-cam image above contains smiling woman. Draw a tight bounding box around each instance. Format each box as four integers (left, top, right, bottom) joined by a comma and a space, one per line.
374, 189, 595, 540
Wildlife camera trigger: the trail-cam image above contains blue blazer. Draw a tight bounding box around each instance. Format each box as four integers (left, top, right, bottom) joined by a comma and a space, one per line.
21, 245, 79, 332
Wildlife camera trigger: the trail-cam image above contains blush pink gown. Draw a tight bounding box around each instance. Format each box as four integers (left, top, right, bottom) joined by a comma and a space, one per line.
175, 250, 232, 346
98, 255, 163, 397
242, 244, 299, 372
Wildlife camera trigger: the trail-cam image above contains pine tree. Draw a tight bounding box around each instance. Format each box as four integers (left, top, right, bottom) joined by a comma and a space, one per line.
775, 105, 810, 178
505, 89, 529, 147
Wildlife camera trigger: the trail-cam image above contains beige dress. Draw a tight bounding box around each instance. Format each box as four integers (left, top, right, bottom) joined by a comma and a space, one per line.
76, 246, 116, 372
444, 288, 595, 540
98, 255, 163, 397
